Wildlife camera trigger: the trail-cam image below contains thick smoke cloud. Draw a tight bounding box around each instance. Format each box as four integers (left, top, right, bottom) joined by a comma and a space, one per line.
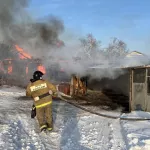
12, 15, 64, 57
0, 0, 28, 42
0, 0, 66, 84
0, 0, 150, 84
0, 0, 64, 57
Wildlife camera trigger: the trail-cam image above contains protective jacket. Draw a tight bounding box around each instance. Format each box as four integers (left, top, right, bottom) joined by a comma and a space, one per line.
26, 79, 57, 108
26, 79, 57, 131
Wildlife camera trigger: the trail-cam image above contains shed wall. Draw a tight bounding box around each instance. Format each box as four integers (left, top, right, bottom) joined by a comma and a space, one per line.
88, 71, 130, 96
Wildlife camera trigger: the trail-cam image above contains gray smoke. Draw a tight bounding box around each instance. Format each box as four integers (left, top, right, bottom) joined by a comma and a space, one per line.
0, 0, 29, 42
11, 15, 64, 57
0, 0, 66, 85
0, 0, 64, 57
0, 0, 150, 84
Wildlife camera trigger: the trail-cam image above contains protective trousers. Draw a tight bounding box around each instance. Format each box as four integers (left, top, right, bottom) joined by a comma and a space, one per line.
36, 104, 53, 131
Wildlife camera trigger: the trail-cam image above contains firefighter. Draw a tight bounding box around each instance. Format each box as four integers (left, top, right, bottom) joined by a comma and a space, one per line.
26, 71, 57, 132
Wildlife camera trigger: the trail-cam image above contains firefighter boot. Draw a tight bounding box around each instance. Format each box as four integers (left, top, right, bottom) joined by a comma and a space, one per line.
40, 125, 47, 132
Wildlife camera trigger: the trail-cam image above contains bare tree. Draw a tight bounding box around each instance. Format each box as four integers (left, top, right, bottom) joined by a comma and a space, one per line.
105, 37, 129, 59
79, 34, 101, 59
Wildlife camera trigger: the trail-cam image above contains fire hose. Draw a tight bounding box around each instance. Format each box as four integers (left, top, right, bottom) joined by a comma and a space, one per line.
56, 85, 150, 121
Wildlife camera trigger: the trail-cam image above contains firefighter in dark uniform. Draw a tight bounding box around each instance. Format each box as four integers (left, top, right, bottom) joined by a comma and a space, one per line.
26, 71, 57, 132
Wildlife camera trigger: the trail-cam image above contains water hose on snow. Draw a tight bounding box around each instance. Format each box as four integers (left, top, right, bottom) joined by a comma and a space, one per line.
56, 85, 150, 121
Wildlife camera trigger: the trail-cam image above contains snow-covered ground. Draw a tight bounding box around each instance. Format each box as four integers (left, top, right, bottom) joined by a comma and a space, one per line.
0, 85, 150, 150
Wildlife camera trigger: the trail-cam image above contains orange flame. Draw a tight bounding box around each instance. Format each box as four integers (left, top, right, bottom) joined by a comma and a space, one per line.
26, 66, 28, 74
8, 61, 12, 74
15, 45, 32, 59
37, 65, 46, 74
8, 66, 12, 74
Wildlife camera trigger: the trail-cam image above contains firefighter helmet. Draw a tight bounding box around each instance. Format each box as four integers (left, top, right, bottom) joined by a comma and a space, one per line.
33, 71, 44, 80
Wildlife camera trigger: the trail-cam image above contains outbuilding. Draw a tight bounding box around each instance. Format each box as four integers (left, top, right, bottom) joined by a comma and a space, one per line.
128, 65, 150, 112
87, 58, 150, 112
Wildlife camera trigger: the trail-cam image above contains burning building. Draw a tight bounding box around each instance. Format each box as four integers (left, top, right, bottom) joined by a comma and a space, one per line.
0, 44, 46, 86
0, 39, 69, 87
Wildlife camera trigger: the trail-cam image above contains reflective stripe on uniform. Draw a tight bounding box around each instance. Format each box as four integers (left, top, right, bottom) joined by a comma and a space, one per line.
30, 83, 47, 92
40, 125, 47, 130
32, 106, 36, 110
47, 128, 52, 131
34, 92, 50, 102
36, 101, 52, 109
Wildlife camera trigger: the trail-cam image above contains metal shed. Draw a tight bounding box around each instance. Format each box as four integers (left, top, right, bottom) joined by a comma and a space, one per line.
86, 50, 150, 112
129, 65, 150, 112
86, 64, 150, 112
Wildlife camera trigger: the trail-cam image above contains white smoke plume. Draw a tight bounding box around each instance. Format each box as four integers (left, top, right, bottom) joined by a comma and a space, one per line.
0, 0, 150, 83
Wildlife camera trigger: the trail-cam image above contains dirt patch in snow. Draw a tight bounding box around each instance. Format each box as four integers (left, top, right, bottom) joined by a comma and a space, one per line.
63, 89, 129, 113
